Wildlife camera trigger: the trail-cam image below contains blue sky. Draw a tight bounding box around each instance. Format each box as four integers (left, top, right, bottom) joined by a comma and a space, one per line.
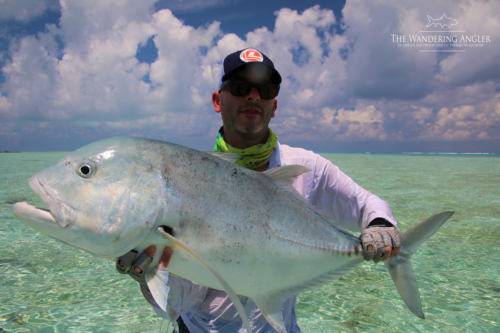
0, 0, 499, 153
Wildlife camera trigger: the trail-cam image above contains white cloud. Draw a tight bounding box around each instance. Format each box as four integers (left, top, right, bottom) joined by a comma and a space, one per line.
435, 1, 500, 86
341, 0, 437, 100
154, 0, 239, 13
148, 9, 222, 111
417, 95, 500, 140
0, 0, 498, 151
0, 0, 59, 21
320, 105, 387, 141
1, 1, 223, 123
341, 0, 500, 100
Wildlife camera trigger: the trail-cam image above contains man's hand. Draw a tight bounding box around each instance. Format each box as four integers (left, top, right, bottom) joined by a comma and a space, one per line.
116, 246, 173, 285
361, 219, 400, 263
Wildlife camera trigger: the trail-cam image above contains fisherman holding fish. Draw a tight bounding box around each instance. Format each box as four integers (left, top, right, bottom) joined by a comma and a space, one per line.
118, 49, 401, 332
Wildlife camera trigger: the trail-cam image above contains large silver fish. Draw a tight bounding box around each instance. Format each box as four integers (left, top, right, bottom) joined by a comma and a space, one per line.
13, 137, 453, 333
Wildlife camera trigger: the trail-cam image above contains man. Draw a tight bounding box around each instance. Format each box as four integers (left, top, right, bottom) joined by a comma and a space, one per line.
117, 48, 400, 333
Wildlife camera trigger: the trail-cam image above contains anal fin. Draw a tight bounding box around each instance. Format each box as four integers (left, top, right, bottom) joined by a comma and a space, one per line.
253, 296, 287, 333
253, 259, 363, 333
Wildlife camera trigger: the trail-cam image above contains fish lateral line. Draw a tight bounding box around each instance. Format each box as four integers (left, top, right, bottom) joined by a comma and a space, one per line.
274, 234, 362, 255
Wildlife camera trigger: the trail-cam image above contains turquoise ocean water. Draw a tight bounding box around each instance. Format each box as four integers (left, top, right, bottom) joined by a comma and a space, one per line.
0, 152, 498, 332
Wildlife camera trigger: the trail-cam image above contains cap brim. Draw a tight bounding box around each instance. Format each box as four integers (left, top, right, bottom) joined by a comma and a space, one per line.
221, 62, 282, 85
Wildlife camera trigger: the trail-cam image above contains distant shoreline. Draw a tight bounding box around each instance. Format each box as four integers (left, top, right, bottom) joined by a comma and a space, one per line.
0, 151, 498, 156
318, 152, 499, 156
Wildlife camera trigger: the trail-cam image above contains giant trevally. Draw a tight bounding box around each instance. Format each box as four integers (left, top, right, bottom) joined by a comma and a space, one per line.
13, 137, 454, 333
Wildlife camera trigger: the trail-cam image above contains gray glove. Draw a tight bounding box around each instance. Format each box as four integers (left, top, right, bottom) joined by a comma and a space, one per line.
361, 219, 400, 263
116, 250, 153, 285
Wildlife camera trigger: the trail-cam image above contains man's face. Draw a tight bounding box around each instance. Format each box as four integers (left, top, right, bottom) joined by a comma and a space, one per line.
213, 66, 278, 143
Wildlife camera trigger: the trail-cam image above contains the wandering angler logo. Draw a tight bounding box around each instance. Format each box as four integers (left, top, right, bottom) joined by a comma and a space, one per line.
426, 14, 459, 28
390, 13, 492, 52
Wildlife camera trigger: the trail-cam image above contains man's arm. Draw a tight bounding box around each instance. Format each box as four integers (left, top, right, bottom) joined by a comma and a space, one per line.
310, 154, 401, 262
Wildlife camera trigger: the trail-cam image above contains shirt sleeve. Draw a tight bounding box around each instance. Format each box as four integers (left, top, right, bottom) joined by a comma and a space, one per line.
308, 153, 397, 233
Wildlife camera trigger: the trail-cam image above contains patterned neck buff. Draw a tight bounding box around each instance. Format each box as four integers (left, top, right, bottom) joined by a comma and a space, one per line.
214, 127, 278, 169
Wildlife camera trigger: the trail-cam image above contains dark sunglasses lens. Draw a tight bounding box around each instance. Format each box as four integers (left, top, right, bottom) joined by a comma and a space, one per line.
230, 82, 252, 97
258, 84, 275, 99
261, 84, 280, 99
228, 81, 279, 100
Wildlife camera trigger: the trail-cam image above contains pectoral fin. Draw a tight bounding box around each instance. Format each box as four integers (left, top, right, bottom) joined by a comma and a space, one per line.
204, 151, 239, 163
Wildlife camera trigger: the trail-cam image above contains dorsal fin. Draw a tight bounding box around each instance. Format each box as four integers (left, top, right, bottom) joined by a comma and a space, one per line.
264, 165, 336, 224
264, 165, 311, 188
264, 165, 312, 210
204, 151, 239, 164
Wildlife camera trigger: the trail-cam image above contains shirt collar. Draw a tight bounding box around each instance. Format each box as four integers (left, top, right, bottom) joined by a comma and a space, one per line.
267, 142, 282, 170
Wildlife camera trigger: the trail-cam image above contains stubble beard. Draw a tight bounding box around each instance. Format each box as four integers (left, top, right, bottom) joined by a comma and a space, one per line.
221, 101, 272, 142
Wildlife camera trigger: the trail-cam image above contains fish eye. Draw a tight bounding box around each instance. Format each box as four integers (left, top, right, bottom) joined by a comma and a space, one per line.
76, 161, 96, 178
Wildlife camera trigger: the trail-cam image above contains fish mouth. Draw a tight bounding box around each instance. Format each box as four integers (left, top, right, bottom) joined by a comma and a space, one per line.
20, 176, 77, 227
13, 202, 57, 225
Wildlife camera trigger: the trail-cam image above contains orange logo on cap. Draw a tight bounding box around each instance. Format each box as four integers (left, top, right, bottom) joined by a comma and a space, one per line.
240, 48, 264, 62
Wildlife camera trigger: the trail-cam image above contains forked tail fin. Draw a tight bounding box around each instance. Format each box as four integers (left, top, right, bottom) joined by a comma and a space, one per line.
384, 211, 454, 318
426, 15, 436, 27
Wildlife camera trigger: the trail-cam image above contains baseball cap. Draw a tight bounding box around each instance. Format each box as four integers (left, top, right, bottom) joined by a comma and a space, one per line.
218, 48, 282, 90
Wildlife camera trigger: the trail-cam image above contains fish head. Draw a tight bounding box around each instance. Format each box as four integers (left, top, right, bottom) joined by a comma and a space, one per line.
13, 137, 165, 259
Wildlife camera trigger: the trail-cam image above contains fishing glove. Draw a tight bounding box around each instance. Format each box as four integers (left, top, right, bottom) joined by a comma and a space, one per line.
115, 250, 153, 285
116, 250, 161, 315
361, 218, 400, 263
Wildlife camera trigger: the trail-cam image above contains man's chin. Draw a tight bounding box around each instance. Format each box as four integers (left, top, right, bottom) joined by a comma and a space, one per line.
235, 125, 267, 139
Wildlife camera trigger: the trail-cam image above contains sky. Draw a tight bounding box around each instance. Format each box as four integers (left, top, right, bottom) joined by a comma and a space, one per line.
0, 0, 499, 153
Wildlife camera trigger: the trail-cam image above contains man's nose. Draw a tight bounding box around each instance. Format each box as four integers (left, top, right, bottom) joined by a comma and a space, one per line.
246, 87, 261, 101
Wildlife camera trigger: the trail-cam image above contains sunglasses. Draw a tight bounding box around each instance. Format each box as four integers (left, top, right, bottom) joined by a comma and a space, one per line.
219, 80, 280, 100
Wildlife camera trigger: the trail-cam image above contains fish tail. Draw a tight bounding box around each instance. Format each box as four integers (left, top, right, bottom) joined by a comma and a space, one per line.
426, 15, 436, 28
383, 211, 454, 318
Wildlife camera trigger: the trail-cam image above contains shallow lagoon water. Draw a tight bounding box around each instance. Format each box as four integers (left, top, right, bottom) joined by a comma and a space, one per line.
0, 152, 498, 332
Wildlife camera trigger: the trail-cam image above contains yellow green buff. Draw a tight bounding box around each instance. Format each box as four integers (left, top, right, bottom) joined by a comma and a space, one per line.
214, 127, 278, 169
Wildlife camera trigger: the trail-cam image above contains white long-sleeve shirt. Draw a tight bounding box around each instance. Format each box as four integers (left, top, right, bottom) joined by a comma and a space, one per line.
147, 142, 397, 332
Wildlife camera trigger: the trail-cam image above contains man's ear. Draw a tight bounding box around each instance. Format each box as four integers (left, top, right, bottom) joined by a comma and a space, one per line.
271, 98, 277, 118
213, 92, 222, 113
